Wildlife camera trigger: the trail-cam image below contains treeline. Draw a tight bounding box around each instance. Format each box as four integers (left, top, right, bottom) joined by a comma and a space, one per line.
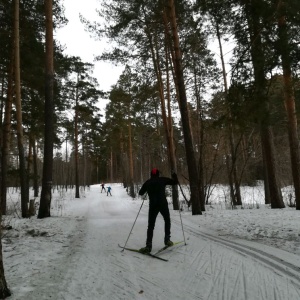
92, 0, 300, 213
0, 0, 109, 295
1, 0, 300, 216
0, 0, 299, 296
1, 0, 300, 220
0, 0, 106, 216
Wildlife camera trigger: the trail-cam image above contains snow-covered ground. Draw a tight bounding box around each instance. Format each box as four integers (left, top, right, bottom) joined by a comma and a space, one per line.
2, 183, 300, 299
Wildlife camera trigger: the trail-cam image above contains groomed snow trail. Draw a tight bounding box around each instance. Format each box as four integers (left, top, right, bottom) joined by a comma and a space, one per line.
8, 184, 300, 300
56, 185, 300, 300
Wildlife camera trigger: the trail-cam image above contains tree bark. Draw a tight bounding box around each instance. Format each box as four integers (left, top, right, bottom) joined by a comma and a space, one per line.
165, 0, 202, 214
193, 70, 205, 211
245, 0, 284, 208
14, 0, 29, 218
128, 121, 135, 198
216, 22, 242, 206
260, 126, 284, 208
0, 213, 11, 298
166, 53, 179, 210
145, 20, 179, 209
38, 0, 54, 218
277, 0, 300, 210
74, 78, 80, 199
1, 49, 14, 215
32, 137, 39, 197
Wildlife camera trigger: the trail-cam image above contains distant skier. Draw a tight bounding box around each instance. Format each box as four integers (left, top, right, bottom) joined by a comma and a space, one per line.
101, 183, 106, 193
138, 168, 178, 254
107, 186, 112, 196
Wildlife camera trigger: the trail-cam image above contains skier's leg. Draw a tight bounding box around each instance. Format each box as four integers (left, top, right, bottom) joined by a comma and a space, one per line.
160, 202, 171, 244
146, 205, 159, 249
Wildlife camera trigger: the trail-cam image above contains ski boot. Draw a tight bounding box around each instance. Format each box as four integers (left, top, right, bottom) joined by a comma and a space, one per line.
139, 245, 152, 254
164, 239, 174, 247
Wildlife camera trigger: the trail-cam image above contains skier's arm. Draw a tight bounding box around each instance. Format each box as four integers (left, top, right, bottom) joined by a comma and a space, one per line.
161, 174, 178, 185
139, 181, 148, 196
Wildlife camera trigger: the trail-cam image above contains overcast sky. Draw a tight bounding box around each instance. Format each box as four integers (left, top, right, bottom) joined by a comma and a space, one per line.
55, 0, 233, 105
55, 0, 123, 93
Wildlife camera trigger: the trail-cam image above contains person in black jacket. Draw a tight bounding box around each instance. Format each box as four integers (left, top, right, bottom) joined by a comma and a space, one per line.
138, 168, 178, 254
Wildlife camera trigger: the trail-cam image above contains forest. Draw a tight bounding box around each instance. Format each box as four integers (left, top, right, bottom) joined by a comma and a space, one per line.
0, 0, 300, 296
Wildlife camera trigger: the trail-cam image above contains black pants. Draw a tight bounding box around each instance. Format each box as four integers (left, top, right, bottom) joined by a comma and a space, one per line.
146, 201, 171, 246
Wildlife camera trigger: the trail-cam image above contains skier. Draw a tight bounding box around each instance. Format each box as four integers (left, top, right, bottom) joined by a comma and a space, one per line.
107, 186, 112, 196
138, 168, 178, 254
101, 183, 106, 193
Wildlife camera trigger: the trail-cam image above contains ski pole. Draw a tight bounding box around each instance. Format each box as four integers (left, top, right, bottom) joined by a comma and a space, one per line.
177, 182, 187, 246
121, 198, 145, 252
172, 171, 187, 246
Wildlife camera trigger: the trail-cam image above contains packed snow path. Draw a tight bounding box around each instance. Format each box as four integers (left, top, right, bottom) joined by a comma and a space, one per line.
5, 184, 300, 300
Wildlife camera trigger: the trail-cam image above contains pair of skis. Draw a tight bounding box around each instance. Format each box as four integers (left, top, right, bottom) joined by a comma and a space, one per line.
119, 241, 184, 262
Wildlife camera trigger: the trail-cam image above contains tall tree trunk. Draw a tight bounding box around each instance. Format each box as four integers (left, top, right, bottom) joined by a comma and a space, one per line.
166, 52, 179, 210
216, 22, 242, 206
74, 82, 80, 198
82, 137, 86, 188
165, 0, 202, 215
32, 137, 39, 197
0, 213, 11, 298
1, 49, 14, 215
0, 1, 14, 297
193, 70, 205, 211
27, 135, 33, 187
260, 127, 284, 208
0, 81, 11, 299
261, 141, 271, 204
277, 0, 300, 210
128, 121, 135, 197
65, 138, 68, 191
110, 148, 113, 183
14, 0, 29, 218
245, 0, 284, 208
144, 21, 179, 209
38, 0, 54, 218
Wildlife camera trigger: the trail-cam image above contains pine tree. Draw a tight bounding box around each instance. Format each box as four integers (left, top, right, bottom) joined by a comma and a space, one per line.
38, 0, 54, 218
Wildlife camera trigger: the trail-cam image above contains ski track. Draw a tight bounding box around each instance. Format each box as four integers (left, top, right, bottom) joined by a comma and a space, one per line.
176, 218, 300, 280
170, 216, 300, 300
7, 185, 300, 299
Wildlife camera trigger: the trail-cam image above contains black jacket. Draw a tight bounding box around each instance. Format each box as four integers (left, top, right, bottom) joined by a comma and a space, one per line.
139, 176, 178, 205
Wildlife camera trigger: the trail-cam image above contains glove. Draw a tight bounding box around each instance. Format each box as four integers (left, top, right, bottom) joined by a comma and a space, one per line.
171, 172, 178, 181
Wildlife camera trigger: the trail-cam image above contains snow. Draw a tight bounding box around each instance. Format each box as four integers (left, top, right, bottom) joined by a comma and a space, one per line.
2, 184, 300, 299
